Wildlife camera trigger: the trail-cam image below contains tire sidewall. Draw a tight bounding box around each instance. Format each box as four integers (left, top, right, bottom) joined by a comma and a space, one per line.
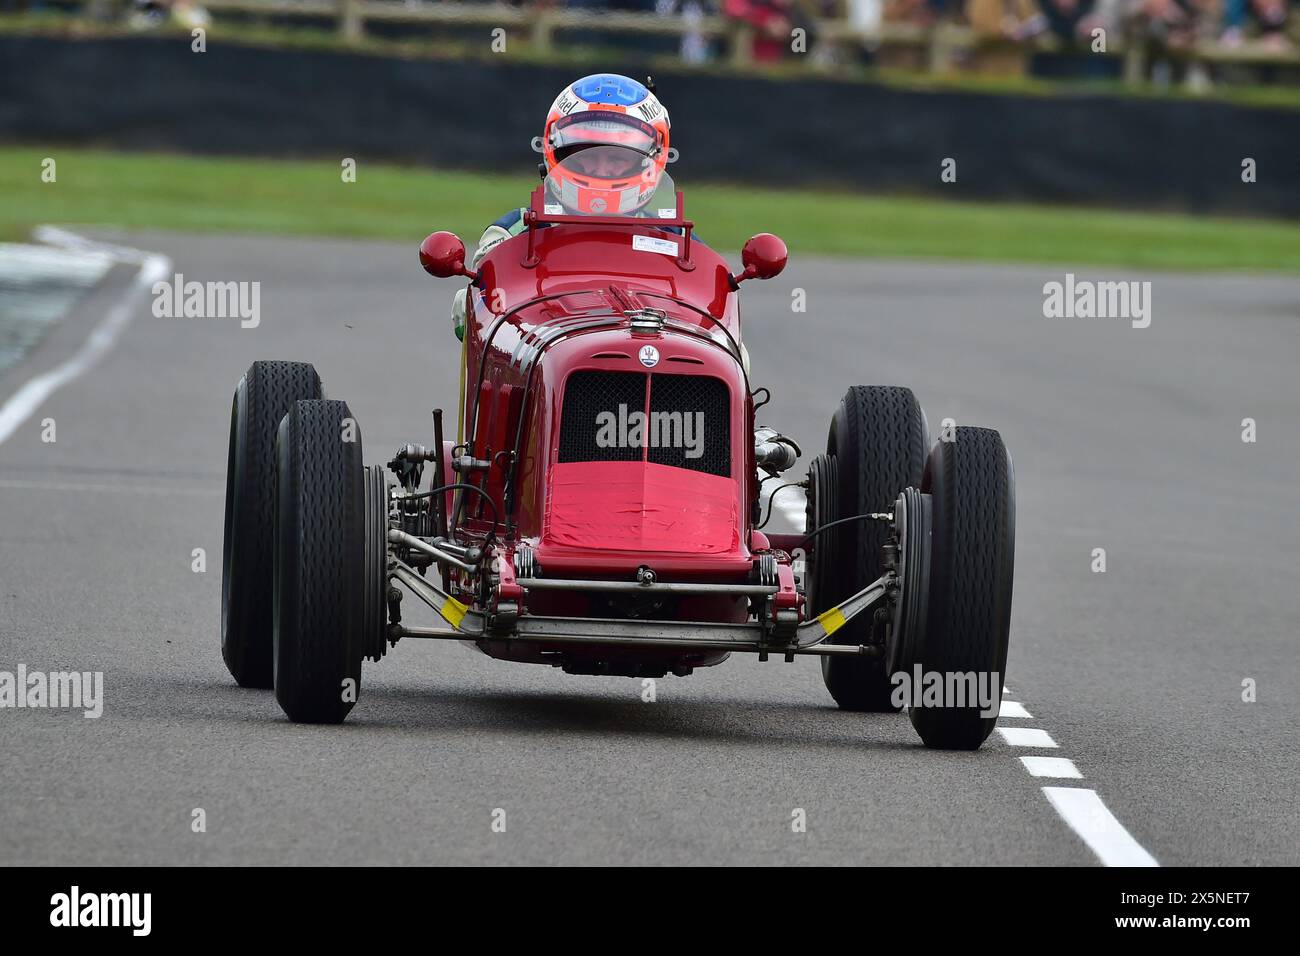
221, 376, 251, 676
910, 429, 1015, 748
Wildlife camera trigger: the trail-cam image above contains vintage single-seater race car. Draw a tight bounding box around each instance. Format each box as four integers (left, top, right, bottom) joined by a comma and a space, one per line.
221, 147, 1016, 749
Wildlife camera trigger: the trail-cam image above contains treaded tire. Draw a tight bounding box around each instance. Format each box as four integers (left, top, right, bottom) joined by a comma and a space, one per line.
222, 361, 322, 688
909, 427, 1015, 750
273, 399, 365, 724
817, 386, 928, 712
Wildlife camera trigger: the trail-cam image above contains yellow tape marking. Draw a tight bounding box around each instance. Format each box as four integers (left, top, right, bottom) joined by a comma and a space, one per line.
817, 606, 847, 636
440, 596, 469, 629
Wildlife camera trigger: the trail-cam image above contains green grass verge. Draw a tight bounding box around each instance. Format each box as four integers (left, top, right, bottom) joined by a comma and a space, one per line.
3, 146, 1299, 272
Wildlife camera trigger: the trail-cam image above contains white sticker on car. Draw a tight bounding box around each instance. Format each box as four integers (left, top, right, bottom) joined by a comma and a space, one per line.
544, 203, 563, 215
632, 234, 679, 257
656, 208, 677, 219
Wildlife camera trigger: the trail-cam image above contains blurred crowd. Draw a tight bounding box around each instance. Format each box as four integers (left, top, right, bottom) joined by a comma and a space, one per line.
896, 0, 1292, 50
605, 0, 1296, 61
5, 0, 1293, 64
0, 0, 212, 28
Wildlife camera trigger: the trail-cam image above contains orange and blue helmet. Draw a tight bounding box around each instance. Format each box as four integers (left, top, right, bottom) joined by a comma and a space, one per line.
542, 74, 671, 215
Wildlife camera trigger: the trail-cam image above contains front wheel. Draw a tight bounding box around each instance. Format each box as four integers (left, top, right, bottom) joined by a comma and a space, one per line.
273, 399, 365, 724
811, 386, 928, 712
222, 360, 322, 688
907, 427, 1015, 750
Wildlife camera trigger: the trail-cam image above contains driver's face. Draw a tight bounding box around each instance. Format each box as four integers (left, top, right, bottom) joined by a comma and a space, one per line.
571, 148, 644, 180
586, 153, 628, 178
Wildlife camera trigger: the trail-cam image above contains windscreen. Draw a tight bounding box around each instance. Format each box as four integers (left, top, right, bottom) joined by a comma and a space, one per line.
542, 144, 678, 219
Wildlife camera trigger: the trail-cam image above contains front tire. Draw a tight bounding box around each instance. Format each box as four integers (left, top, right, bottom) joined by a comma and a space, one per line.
908, 427, 1015, 750
814, 386, 928, 712
273, 399, 365, 724
222, 361, 322, 688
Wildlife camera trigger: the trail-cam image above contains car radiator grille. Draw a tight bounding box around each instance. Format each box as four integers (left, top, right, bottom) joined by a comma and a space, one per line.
558, 370, 730, 477
557, 370, 645, 465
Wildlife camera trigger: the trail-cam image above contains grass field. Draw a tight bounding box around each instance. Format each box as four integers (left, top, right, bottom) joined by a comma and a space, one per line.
3, 147, 1299, 272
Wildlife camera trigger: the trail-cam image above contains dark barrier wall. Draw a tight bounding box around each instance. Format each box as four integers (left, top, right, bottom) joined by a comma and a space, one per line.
2, 35, 1297, 217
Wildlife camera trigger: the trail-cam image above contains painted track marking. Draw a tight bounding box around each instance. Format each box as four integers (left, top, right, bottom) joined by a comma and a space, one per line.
1019, 756, 1082, 779
0, 228, 171, 447
1043, 787, 1160, 867
996, 726, 1058, 748
1001, 691, 1159, 865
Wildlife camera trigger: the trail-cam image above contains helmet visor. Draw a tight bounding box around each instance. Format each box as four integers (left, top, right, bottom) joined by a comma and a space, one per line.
550, 111, 659, 166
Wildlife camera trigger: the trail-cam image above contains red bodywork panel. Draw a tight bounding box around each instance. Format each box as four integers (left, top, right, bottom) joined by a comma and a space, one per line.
546, 462, 739, 554
457, 219, 759, 578
475, 222, 741, 341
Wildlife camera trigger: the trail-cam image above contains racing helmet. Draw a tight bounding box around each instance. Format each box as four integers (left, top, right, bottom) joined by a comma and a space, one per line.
542, 73, 671, 215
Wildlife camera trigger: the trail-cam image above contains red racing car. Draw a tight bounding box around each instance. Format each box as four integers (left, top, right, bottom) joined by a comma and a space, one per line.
221, 148, 1015, 749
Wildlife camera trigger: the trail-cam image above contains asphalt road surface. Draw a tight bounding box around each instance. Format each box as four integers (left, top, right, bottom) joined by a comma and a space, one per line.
1, 229, 1297, 866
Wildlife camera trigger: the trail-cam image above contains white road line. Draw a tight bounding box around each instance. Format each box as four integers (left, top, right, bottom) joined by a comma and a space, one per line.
996, 727, 1058, 748
1005, 693, 1160, 865
1019, 756, 1082, 779
0, 229, 171, 448
0, 241, 114, 284
31, 225, 157, 265
1043, 787, 1160, 867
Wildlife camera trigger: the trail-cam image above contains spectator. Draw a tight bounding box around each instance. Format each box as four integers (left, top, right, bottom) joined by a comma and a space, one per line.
1136, 0, 1213, 51
999, 0, 1124, 41
1033, 0, 1097, 41
883, 0, 957, 26
965, 0, 1042, 37
724, 0, 796, 61
657, 0, 713, 63
1220, 0, 1292, 48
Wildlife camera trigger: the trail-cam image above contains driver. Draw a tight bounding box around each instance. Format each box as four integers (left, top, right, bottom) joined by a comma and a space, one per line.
451, 73, 673, 342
